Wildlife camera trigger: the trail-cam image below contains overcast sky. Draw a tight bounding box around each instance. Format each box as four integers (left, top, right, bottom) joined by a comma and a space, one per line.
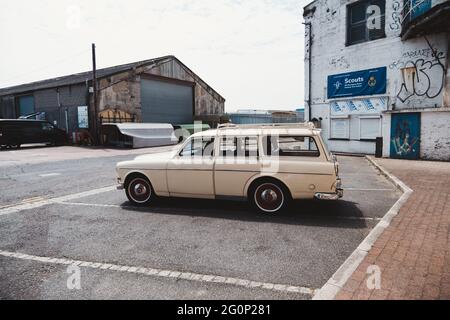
0, 0, 309, 112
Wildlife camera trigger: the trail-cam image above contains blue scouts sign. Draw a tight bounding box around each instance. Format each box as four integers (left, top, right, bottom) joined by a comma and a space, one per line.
327, 67, 387, 99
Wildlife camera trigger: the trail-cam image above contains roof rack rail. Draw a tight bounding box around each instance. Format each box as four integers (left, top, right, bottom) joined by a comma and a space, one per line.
217, 122, 316, 130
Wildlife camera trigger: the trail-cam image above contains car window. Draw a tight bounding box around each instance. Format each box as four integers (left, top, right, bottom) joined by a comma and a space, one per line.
220, 136, 259, 158
41, 123, 54, 131
179, 137, 215, 157
262, 136, 320, 157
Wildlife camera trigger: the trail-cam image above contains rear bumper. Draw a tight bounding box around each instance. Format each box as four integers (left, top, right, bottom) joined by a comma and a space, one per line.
315, 178, 343, 201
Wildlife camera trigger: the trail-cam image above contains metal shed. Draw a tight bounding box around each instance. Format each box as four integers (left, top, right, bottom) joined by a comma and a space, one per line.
141, 77, 194, 125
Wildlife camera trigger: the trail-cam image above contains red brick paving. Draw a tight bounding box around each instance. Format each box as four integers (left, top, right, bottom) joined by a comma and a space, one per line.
335, 158, 450, 300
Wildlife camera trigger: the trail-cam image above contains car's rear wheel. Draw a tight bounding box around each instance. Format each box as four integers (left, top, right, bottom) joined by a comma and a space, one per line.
125, 176, 154, 205
251, 181, 288, 214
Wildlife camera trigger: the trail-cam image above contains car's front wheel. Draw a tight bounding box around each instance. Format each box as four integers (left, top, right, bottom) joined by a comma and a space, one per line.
250, 181, 288, 214
125, 176, 155, 205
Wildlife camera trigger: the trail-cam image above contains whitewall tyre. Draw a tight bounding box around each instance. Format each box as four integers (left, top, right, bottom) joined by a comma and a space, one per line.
252, 182, 287, 214
126, 177, 154, 205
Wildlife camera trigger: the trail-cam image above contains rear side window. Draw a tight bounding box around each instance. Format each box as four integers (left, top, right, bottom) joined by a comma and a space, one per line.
220, 136, 259, 158
263, 136, 320, 157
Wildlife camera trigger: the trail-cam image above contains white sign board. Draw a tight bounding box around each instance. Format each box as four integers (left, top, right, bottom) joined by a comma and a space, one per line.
330, 97, 387, 116
77, 106, 89, 129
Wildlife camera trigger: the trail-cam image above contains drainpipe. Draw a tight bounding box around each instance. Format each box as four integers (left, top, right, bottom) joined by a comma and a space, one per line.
303, 22, 312, 122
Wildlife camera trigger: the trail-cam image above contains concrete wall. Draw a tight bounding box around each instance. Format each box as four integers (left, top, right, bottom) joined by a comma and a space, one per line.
304, 0, 450, 160
421, 111, 450, 160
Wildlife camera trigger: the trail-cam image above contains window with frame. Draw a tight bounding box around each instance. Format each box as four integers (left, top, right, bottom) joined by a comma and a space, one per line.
359, 116, 381, 140
262, 136, 320, 157
220, 136, 259, 158
347, 0, 386, 46
179, 137, 215, 157
330, 117, 350, 140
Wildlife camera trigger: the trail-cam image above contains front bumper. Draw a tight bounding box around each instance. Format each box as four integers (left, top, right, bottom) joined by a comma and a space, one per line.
314, 178, 343, 201
117, 177, 124, 190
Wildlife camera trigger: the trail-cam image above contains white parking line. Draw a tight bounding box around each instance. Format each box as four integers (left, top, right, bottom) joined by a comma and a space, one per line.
0, 186, 116, 216
39, 173, 61, 177
0, 249, 317, 296
54, 201, 123, 209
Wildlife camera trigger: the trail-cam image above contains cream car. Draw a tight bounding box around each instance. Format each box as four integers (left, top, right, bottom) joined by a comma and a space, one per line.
116, 123, 343, 214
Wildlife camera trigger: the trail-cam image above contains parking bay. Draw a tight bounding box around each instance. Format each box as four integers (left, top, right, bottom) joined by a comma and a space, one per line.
0, 156, 401, 299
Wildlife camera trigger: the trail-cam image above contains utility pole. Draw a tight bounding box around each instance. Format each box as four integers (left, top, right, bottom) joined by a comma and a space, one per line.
91, 43, 98, 145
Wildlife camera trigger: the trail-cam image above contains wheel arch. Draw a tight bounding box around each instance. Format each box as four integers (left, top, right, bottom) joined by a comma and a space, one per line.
244, 175, 292, 200
123, 170, 152, 189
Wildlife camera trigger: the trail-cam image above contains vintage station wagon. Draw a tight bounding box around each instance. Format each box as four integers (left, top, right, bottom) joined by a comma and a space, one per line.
116, 123, 343, 214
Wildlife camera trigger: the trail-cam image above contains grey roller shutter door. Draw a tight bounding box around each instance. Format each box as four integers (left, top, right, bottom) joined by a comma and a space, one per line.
141, 78, 194, 125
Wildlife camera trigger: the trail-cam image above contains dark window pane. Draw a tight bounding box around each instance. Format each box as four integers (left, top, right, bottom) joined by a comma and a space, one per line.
351, 2, 367, 23
350, 24, 367, 43
347, 0, 386, 45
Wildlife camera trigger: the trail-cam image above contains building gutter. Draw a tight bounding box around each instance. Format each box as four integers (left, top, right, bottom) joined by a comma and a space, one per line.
303, 22, 312, 121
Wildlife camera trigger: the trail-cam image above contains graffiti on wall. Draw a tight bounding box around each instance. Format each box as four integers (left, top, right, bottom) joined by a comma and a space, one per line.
390, 46, 446, 104
391, 120, 419, 156
389, 0, 402, 31
330, 56, 350, 69
390, 113, 421, 159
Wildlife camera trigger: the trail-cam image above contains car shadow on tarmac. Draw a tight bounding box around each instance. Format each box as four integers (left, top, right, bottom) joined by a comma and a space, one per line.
119, 197, 368, 229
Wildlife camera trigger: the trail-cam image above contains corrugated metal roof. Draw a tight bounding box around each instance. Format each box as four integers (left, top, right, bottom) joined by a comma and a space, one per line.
0, 55, 172, 96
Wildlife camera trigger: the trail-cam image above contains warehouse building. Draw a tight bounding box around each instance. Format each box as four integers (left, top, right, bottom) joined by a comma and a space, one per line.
0, 55, 225, 142
229, 109, 304, 124
303, 0, 450, 160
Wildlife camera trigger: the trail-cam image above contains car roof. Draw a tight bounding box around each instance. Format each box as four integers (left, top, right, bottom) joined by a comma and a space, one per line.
190, 123, 320, 138
0, 119, 47, 123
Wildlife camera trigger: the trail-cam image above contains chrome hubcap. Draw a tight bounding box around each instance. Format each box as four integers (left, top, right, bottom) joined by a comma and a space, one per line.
261, 189, 278, 203
128, 178, 152, 204
254, 183, 284, 213
134, 183, 147, 196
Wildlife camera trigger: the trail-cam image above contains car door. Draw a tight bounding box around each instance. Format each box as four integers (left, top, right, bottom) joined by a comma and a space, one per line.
214, 135, 262, 198
167, 136, 215, 198
21, 122, 40, 144
40, 122, 55, 143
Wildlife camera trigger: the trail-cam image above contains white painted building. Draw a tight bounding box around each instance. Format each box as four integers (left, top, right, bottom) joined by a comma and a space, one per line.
303, 0, 450, 160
